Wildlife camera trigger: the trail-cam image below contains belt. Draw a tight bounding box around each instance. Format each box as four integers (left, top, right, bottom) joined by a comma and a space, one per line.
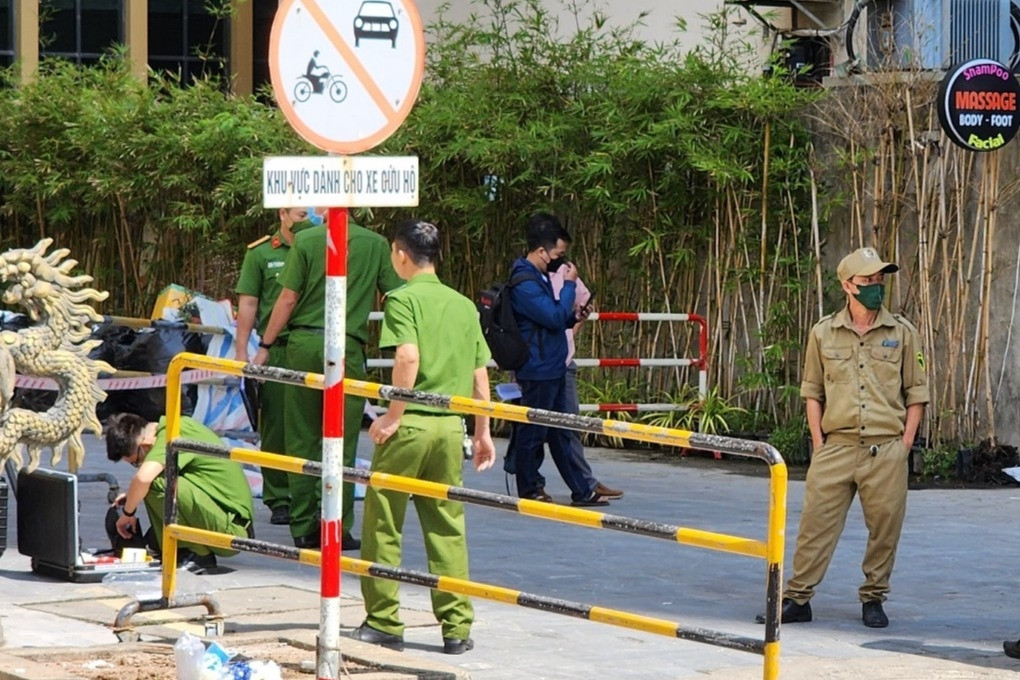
405, 410, 459, 418
824, 433, 900, 447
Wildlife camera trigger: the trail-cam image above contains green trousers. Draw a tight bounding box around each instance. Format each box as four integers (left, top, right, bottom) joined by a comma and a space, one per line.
259, 342, 290, 510
145, 476, 248, 557
284, 330, 367, 539
360, 413, 473, 639
785, 437, 909, 604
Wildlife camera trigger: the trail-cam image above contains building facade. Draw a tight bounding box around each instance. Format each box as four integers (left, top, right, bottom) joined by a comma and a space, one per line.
1, 1, 747, 92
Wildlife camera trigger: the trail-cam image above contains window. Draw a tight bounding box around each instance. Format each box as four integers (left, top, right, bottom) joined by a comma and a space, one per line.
0, 0, 12, 68
40, 0, 122, 66
149, 0, 228, 83
252, 0, 279, 93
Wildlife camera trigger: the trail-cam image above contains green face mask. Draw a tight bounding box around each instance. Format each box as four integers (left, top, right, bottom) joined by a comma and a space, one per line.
854, 283, 885, 310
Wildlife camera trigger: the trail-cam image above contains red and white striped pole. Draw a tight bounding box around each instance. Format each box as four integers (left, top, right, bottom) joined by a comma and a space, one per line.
319, 206, 348, 679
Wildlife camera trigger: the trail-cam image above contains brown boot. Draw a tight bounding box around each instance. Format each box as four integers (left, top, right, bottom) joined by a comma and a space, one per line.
594, 482, 623, 499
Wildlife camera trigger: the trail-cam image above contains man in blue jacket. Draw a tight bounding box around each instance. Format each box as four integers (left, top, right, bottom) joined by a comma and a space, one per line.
508, 212, 616, 506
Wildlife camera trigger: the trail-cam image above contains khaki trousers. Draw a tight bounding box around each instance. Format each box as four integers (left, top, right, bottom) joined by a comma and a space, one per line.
785, 437, 909, 604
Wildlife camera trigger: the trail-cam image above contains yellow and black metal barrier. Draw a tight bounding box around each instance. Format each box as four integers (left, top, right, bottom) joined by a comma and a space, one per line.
125, 352, 786, 680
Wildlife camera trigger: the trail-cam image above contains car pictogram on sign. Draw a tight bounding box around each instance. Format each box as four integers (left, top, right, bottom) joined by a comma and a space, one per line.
354, 1, 399, 48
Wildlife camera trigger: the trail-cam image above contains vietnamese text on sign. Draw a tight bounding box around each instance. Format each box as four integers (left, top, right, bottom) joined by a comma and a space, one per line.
263, 156, 419, 208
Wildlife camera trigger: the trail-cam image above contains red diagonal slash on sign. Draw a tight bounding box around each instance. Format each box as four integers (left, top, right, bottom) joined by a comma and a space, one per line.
303, 0, 399, 121
270, 0, 424, 153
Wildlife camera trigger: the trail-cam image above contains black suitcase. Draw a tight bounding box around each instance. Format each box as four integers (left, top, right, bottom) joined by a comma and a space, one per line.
0, 475, 7, 560
17, 468, 161, 583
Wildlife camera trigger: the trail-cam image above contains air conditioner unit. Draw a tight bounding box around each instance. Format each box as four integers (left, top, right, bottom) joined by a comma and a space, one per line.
868, 0, 1012, 69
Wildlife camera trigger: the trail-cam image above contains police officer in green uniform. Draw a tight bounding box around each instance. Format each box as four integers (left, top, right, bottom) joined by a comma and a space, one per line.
235, 207, 311, 526
254, 220, 402, 550
107, 412, 255, 574
777, 247, 929, 629
350, 219, 496, 656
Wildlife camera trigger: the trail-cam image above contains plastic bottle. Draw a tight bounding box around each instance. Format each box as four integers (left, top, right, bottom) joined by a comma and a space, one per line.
173, 632, 206, 680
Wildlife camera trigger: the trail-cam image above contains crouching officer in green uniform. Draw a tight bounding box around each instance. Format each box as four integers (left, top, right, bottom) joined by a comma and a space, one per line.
254, 218, 403, 550
234, 207, 312, 526
107, 412, 255, 574
774, 247, 929, 629
351, 219, 496, 656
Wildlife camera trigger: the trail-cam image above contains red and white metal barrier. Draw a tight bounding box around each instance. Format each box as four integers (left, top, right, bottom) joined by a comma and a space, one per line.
586, 312, 708, 397
580, 403, 686, 413
370, 310, 709, 408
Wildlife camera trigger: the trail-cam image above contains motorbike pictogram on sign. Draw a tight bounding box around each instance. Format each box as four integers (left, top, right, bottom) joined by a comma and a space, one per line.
294, 50, 348, 103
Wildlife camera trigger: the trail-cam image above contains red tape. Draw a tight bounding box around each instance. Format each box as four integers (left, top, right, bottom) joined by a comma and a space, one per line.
14, 369, 223, 392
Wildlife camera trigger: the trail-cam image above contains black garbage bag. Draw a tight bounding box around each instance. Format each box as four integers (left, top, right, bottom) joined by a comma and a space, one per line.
4, 312, 58, 412
0, 311, 30, 331
3, 311, 209, 422
91, 324, 205, 422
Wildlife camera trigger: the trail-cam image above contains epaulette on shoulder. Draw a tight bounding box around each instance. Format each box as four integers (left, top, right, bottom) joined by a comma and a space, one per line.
892, 314, 920, 333
381, 284, 408, 302
247, 235, 271, 249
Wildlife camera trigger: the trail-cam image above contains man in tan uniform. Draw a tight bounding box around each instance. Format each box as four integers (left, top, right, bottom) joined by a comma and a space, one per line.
778, 247, 929, 628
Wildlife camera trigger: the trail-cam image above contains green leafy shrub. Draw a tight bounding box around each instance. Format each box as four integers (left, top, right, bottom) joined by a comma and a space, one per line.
769, 417, 810, 466
0, 58, 311, 316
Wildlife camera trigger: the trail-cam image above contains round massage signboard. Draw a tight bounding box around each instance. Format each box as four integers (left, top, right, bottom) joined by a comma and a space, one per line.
938, 59, 1020, 152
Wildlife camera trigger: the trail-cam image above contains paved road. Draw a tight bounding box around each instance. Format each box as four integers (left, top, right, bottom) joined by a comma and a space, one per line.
3, 431, 1020, 679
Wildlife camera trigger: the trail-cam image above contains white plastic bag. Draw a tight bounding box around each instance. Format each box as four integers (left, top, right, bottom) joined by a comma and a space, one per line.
173, 632, 206, 680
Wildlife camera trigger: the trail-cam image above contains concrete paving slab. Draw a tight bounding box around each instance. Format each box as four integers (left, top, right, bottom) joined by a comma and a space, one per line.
704, 654, 1020, 679
20, 585, 438, 643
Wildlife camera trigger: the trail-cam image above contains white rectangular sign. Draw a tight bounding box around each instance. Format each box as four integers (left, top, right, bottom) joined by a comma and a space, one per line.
262, 156, 419, 208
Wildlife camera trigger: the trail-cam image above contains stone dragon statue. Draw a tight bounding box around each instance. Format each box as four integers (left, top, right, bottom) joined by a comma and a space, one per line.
0, 239, 113, 471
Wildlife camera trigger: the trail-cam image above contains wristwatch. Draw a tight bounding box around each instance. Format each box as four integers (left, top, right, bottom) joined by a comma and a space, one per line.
122, 505, 137, 517
258, 340, 273, 349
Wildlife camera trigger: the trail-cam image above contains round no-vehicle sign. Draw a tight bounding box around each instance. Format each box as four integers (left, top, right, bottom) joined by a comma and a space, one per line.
269, 0, 425, 154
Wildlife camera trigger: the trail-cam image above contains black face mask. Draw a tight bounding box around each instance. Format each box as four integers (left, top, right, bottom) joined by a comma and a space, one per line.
546, 256, 566, 273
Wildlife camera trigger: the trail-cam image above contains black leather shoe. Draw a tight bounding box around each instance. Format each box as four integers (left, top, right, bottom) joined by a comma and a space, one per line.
443, 637, 474, 655
862, 600, 888, 628
1003, 639, 1020, 659
270, 505, 291, 525
755, 598, 812, 624
294, 533, 320, 550
351, 622, 404, 651
522, 489, 554, 503
342, 533, 361, 551
570, 491, 610, 507
179, 551, 217, 575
